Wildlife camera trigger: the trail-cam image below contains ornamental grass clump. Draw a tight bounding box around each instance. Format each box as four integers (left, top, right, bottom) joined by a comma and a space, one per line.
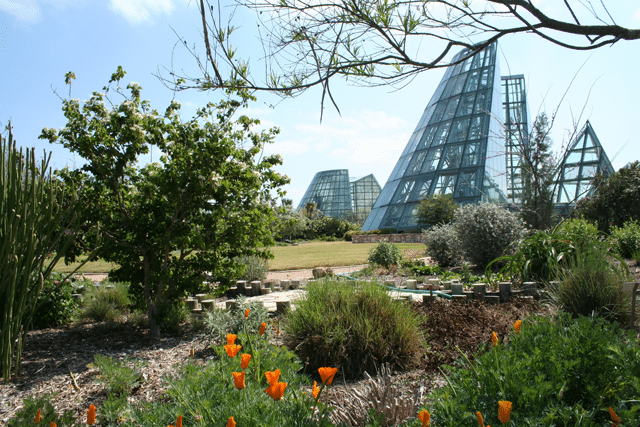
283, 280, 424, 379
424, 314, 640, 426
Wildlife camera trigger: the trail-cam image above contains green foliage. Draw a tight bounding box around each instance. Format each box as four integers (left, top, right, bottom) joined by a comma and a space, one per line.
408, 264, 444, 277
415, 193, 458, 228
367, 240, 403, 269
609, 220, 640, 258
93, 354, 146, 396
577, 161, 640, 234
1, 125, 84, 381
30, 272, 79, 329
202, 296, 270, 343
273, 205, 308, 241
81, 282, 131, 322
423, 223, 460, 268
426, 314, 640, 426
283, 280, 424, 379
549, 247, 630, 323
41, 69, 288, 336
235, 254, 268, 281
156, 300, 190, 333
6, 394, 76, 427
555, 217, 600, 245
454, 203, 526, 269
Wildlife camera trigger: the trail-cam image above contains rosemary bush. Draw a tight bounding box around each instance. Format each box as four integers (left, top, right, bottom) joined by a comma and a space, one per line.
284, 280, 424, 379
423, 314, 640, 426
423, 223, 460, 267
202, 296, 270, 343
368, 240, 403, 269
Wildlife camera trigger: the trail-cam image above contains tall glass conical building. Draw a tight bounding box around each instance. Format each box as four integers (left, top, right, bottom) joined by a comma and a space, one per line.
502, 74, 530, 204
362, 42, 506, 231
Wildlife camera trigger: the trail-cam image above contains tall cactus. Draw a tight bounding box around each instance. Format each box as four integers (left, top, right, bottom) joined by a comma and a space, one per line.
0, 124, 79, 382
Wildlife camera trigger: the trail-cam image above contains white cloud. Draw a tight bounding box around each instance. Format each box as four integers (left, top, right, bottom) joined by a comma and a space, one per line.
634, 8, 640, 23
109, 0, 176, 25
0, 0, 71, 23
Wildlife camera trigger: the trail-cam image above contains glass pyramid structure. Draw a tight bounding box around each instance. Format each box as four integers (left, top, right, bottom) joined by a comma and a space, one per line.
553, 120, 614, 208
298, 170, 381, 221
502, 74, 530, 204
362, 42, 506, 231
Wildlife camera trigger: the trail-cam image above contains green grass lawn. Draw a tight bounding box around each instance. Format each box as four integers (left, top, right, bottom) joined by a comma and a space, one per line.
53, 241, 426, 273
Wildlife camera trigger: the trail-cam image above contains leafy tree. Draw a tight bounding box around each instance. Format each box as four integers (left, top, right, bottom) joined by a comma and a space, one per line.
167, 0, 639, 108
415, 193, 458, 228
519, 113, 557, 230
41, 68, 288, 336
576, 161, 640, 234
273, 205, 308, 242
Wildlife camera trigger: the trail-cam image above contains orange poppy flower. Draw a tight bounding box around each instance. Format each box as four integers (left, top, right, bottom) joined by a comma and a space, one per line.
609, 406, 621, 424
477, 411, 484, 427
35, 409, 41, 424
176, 416, 182, 427
241, 353, 251, 369
233, 371, 246, 390
87, 405, 96, 425
265, 382, 288, 400
259, 322, 267, 336
227, 417, 236, 427
245, 308, 250, 318
49, 423, 56, 427
224, 344, 242, 357
265, 369, 281, 386
312, 381, 320, 399
318, 367, 338, 385
418, 409, 430, 426
491, 332, 498, 347
514, 320, 521, 334
227, 334, 237, 345
498, 400, 512, 424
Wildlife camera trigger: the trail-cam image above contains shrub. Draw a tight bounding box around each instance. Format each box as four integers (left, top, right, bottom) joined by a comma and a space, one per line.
424, 314, 640, 426
6, 395, 76, 427
93, 354, 146, 396
415, 193, 458, 228
202, 296, 270, 343
368, 240, 403, 269
343, 230, 359, 241
283, 280, 424, 379
549, 247, 630, 323
235, 254, 268, 281
157, 300, 190, 333
555, 217, 600, 247
423, 223, 460, 268
30, 272, 79, 329
610, 220, 640, 258
454, 203, 526, 269
81, 282, 131, 322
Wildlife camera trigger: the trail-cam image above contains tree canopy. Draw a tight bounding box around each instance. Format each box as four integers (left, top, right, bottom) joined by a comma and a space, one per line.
41, 68, 288, 336
166, 0, 639, 109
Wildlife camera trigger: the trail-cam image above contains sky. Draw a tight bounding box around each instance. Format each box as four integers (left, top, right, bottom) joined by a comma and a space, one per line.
1, 0, 639, 208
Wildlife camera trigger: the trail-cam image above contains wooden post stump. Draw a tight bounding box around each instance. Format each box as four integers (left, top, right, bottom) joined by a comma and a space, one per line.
499, 282, 512, 303
473, 283, 487, 299
276, 301, 291, 313
405, 279, 417, 290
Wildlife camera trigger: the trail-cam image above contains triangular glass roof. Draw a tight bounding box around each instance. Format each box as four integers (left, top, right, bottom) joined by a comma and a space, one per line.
362, 42, 506, 231
553, 120, 614, 205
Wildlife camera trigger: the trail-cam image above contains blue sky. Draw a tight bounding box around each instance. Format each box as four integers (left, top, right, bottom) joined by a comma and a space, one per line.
2, 0, 639, 208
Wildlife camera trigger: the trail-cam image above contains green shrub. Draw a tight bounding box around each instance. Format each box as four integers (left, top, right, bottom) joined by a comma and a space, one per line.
556, 217, 600, 247
235, 254, 268, 281
283, 280, 424, 379
81, 282, 131, 322
157, 300, 190, 333
343, 230, 359, 241
202, 296, 270, 343
368, 240, 403, 269
423, 223, 460, 268
549, 248, 630, 323
415, 193, 458, 228
454, 203, 526, 269
424, 314, 640, 426
30, 272, 79, 329
6, 395, 76, 427
93, 354, 146, 396
610, 220, 640, 258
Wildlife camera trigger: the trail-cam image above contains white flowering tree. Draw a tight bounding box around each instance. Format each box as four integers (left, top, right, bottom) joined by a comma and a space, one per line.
41, 67, 288, 336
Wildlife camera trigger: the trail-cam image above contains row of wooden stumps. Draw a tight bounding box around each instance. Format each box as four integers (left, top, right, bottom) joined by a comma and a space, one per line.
411, 280, 541, 304
225, 279, 304, 298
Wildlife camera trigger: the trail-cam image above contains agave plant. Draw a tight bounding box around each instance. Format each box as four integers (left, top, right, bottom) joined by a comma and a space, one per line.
0, 124, 86, 381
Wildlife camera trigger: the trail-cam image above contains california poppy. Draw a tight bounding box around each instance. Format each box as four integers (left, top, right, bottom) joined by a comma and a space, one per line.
245, 308, 250, 318
49, 423, 56, 427
265, 369, 281, 386
498, 400, 512, 424
265, 382, 287, 400
227, 334, 237, 345
477, 411, 484, 427
609, 406, 621, 425
312, 381, 320, 399
259, 322, 267, 336
227, 417, 236, 427
176, 416, 182, 427
318, 367, 338, 385
241, 353, 251, 370
491, 332, 498, 347
87, 405, 96, 425
514, 320, 521, 334
34, 410, 41, 424
418, 409, 430, 426
224, 344, 242, 357
233, 371, 246, 390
